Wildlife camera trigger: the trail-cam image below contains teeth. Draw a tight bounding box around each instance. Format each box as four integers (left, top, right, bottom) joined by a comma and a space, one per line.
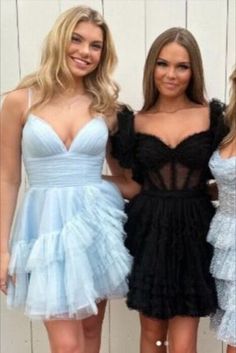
73, 58, 89, 65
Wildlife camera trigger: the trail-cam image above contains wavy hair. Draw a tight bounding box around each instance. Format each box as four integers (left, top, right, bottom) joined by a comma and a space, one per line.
141, 27, 207, 112
15, 6, 119, 117
222, 67, 236, 147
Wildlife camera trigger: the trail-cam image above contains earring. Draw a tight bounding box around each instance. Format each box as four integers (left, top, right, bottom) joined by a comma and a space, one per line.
155, 340, 162, 346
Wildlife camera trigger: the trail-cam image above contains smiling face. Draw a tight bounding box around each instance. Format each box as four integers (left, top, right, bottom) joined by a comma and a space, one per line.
154, 42, 192, 99
67, 21, 104, 80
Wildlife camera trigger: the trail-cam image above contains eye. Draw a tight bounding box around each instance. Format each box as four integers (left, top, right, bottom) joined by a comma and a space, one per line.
156, 60, 167, 67
71, 35, 81, 43
91, 43, 103, 50
178, 64, 190, 70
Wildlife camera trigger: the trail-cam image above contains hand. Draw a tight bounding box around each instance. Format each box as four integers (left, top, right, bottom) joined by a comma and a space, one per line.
0, 252, 10, 295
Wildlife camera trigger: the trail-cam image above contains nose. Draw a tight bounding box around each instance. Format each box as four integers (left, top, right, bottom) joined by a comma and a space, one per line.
79, 42, 90, 57
166, 66, 176, 79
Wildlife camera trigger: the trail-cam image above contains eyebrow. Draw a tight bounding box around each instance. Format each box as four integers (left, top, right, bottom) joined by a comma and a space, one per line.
72, 32, 103, 44
157, 58, 191, 65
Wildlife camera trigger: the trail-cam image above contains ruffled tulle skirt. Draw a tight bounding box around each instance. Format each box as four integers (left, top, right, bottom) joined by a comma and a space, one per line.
7, 180, 132, 320
125, 189, 217, 319
207, 211, 236, 346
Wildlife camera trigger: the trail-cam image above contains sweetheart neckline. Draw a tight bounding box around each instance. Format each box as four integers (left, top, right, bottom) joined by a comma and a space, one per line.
25, 114, 105, 152
136, 129, 212, 150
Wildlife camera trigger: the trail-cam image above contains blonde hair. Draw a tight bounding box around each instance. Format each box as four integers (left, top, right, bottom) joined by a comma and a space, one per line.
141, 27, 207, 112
221, 67, 236, 147
15, 6, 119, 117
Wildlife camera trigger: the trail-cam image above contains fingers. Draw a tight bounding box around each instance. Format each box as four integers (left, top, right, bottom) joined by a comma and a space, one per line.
0, 280, 8, 295
0, 272, 9, 295
0, 275, 16, 295
0, 252, 10, 295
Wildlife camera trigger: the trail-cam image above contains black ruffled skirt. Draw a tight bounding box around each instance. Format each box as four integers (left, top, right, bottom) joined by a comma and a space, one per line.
125, 189, 218, 319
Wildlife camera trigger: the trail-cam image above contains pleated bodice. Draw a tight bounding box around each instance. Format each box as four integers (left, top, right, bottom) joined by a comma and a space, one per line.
22, 114, 107, 187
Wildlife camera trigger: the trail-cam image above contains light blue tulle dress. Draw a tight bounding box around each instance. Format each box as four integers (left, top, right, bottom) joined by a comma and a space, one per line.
207, 150, 236, 346
7, 112, 132, 320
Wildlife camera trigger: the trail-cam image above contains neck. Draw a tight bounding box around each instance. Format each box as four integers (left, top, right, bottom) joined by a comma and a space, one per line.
53, 82, 89, 107
155, 95, 192, 113
67, 79, 86, 97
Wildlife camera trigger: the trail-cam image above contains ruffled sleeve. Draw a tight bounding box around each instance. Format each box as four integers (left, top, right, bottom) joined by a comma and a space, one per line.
207, 99, 229, 180
110, 106, 144, 184
110, 106, 136, 169
210, 99, 228, 151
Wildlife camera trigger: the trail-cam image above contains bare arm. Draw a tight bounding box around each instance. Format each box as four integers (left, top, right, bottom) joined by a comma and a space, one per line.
207, 181, 218, 201
0, 89, 26, 293
105, 141, 141, 200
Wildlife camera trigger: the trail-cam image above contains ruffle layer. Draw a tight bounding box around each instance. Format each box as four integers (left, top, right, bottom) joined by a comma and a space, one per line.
215, 279, 236, 311
125, 192, 217, 319
210, 248, 236, 281
211, 309, 236, 347
207, 212, 236, 250
7, 182, 132, 320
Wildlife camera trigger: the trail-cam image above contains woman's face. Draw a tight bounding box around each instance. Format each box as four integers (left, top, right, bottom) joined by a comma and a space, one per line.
154, 42, 192, 99
67, 21, 104, 79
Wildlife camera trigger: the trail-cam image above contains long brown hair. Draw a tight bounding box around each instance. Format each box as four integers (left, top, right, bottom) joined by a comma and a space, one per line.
221, 67, 236, 147
15, 6, 119, 118
141, 27, 207, 112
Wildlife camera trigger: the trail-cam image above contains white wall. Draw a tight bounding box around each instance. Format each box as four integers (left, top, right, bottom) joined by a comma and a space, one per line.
1, 0, 235, 352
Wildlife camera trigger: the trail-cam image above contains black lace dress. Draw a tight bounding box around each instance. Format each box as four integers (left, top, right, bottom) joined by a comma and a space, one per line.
111, 100, 227, 319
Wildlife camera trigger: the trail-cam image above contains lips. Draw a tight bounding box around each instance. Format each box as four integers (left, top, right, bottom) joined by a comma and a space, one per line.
163, 82, 178, 89
164, 82, 177, 87
71, 56, 91, 68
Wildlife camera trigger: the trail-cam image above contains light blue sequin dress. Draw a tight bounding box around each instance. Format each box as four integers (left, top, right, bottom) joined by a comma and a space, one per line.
7, 114, 132, 320
207, 150, 236, 346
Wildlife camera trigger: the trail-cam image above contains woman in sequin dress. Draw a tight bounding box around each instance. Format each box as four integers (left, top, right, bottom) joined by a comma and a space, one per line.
207, 67, 236, 353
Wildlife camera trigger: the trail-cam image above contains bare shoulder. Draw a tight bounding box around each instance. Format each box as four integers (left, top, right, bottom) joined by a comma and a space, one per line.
181, 103, 209, 130
185, 103, 209, 121
1, 88, 28, 123
134, 111, 149, 131
3, 88, 28, 107
188, 103, 209, 115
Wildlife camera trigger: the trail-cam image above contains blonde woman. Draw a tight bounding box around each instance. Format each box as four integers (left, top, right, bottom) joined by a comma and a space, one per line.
0, 6, 131, 353
207, 67, 236, 353
108, 27, 227, 353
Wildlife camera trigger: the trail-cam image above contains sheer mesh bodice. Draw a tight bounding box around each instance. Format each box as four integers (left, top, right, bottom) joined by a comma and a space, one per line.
135, 131, 213, 191
147, 162, 203, 190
